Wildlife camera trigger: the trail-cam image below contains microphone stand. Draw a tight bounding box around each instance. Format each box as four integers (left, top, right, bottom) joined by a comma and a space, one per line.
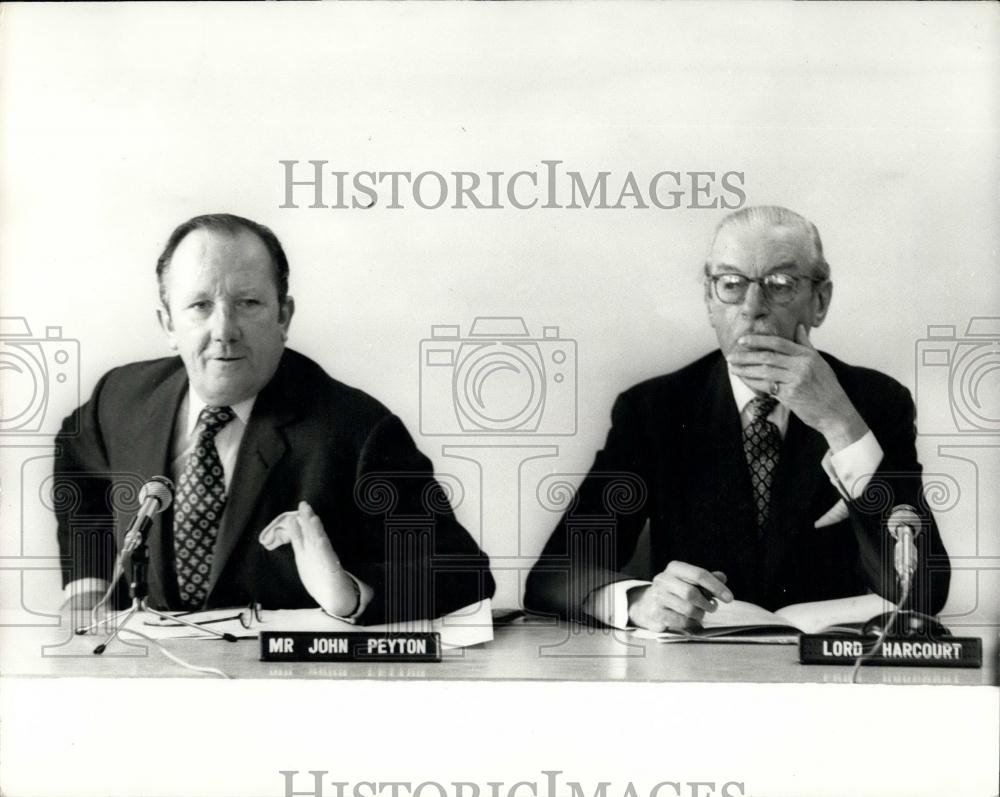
861, 508, 949, 639
864, 568, 948, 639
76, 539, 239, 653
852, 511, 950, 681
865, 604, 948, 639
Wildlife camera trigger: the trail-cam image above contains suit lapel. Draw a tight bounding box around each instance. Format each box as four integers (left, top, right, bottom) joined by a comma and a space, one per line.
122, 365, 187, 608
761, 411, 828, 582
695, 357, 758, 563
205, 371, 292, 599
696, 356, 832, 599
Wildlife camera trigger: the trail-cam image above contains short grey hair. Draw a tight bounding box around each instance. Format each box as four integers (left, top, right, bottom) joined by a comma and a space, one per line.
708, 205, 831, 281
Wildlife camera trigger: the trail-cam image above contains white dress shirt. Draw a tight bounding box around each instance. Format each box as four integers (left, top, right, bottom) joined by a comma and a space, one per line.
584, 373, 884, 629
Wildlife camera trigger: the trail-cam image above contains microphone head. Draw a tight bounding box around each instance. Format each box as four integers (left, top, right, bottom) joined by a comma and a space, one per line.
888, 504, 922, 540
139, 476, 174, 513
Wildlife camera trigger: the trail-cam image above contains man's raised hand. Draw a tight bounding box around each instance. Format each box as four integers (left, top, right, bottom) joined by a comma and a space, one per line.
727, 323, 868, 451
259, 501, 362, 617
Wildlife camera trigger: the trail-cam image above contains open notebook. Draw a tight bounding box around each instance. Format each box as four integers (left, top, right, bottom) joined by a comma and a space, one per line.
632, 593, 893, 644
117, 599, 494, 649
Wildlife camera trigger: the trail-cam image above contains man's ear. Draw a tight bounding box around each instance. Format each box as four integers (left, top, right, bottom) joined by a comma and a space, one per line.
811, 280, 833, 328
279, 296, 295, 341
156, 305, 179, 351
702, 273, 717, 327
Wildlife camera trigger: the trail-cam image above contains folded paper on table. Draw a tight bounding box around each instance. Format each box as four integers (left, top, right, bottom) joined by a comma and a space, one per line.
633, 593, 894, 644
118, 599, 494, 649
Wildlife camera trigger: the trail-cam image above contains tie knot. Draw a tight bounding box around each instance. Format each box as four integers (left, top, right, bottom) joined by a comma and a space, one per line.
750, 395, 778, 423
197, 405, 234, 439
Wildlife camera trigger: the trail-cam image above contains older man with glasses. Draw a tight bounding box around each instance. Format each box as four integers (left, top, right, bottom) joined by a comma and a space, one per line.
525, 205, 950, 631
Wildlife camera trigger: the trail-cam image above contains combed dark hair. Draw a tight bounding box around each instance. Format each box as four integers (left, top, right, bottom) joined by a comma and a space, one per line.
155, 213, 290, 309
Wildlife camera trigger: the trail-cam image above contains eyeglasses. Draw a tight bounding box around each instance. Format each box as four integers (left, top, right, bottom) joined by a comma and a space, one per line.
706, 273, 825, 306
142, 602, 264, 630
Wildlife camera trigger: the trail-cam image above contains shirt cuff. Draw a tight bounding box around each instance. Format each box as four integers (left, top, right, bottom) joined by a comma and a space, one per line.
319, 571, 373, 624
821, 429, 884, 500
62, 578, 110, 607
583, 579, 651, 629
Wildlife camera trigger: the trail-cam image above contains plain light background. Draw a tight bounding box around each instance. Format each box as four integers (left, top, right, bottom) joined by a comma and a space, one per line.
1, 3, 997, 621
1, 5, 998, 797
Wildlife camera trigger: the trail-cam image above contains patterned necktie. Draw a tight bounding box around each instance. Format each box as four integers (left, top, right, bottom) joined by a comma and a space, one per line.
173, 405, 235, 609
743, 395, 781, 533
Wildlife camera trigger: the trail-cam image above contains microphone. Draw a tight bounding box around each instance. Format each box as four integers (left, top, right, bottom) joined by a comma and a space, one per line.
856, 504, 946, 644
122, 476, 174, 553
887, 504, 922, 588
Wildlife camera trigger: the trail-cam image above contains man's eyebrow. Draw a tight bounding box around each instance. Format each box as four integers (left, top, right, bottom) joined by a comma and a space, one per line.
767, 260, 799, 272
705, 261, 742, 274
704, 260, 804, 277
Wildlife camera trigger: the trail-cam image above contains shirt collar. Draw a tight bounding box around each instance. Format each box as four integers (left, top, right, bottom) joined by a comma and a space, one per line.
184, 390, 256, 437
726, 371, 791, 434
728, 371, 762, 416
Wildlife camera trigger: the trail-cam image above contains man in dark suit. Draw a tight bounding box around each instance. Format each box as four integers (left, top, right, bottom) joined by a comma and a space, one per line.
55, 213, 494, 623
524, 206, 950, 630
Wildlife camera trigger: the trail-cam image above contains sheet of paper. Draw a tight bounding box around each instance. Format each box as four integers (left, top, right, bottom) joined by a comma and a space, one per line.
118, 599, 494, 649
775, 593, 892, 634
701, 599, 785, 629
631, 593, 895, 641
633, 629, 800, 645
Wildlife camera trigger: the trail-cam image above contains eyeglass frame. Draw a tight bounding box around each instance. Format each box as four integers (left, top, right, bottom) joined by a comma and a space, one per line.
704, 270, 828, 306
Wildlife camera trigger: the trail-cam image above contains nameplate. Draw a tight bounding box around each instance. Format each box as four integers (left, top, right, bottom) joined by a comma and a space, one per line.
799, 635, 982, 668
259, 632, 441, 662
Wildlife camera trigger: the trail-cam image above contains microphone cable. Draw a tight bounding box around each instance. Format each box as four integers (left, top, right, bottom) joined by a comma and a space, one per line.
116, 627, 231, 679
70, 551, 126, 636
850, 578, 910, 684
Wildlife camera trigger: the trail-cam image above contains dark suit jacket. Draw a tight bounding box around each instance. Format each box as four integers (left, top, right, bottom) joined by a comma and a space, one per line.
524, 350, 950, 619
54, 349, 495, 623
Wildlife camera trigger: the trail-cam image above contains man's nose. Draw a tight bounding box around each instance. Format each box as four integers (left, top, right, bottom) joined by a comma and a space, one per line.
740, 281, 769, 317
209, 303, 240, 342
